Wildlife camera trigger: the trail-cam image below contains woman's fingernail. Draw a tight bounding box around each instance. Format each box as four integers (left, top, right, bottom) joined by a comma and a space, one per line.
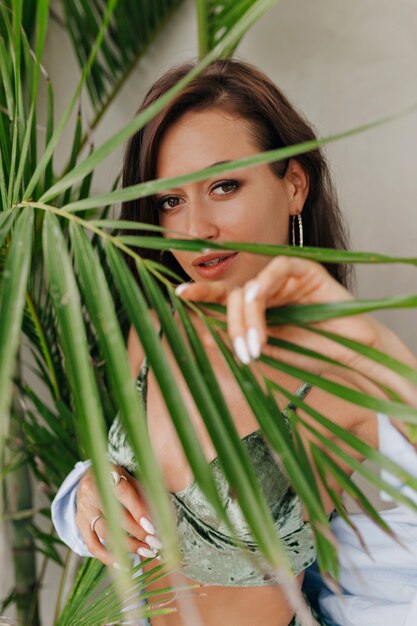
146, 535, 162, 550
137, 546, 157, 559
233, 336, 251, 364
245, 282, 260, 304
112, 561, 128, 571
175, 283, 189, 296
139, 517, 155, 535
247, 327, 261, 359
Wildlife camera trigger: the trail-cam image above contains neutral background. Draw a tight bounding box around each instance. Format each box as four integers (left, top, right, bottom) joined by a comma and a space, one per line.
2, 0, 417, 623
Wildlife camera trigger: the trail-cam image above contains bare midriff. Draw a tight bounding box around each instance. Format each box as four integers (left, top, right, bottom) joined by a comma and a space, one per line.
147, 567, 304, 626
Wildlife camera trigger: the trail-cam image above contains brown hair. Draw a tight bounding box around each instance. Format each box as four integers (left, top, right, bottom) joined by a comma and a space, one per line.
120, 59, 352, 288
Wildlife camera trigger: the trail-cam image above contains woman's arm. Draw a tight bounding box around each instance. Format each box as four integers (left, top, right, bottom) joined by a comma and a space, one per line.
177, 256, 417, 406
51, 320, 162, 566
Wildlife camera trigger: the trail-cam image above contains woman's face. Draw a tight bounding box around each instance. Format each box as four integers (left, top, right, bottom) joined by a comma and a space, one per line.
154, 107, 308, 289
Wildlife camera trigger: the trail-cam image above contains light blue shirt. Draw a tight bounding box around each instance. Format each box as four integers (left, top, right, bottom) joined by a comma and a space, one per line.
51, 459, 93, 557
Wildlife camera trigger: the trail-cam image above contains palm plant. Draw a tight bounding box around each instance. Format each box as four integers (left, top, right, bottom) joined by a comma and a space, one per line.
1, 0, 417, 624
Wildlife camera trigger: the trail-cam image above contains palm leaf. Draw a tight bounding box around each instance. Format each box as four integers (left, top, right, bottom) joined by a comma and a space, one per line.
69, 222, 179, 563
172, 295, 295, 568
57, 557, 186, 626
42, 211, 144, 612
104, 244, 230, 522
197, 0, 266, 58
204, 316, 338, 571
23, 0, 119, 202
0, 208, 33, 468
268, 377, 417, 509
62, 0, 183, 116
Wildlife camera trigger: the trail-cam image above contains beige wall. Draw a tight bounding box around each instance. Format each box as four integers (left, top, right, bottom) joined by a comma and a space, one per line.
2, 1, 417, 623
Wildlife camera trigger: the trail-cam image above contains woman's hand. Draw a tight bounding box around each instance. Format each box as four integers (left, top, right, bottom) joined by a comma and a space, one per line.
176, 257, 369, 363
76, 465, 162, 567
175, 256, 417, 403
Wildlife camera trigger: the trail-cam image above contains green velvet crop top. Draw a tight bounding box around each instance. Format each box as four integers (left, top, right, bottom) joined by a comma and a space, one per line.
107, 357, 316, 587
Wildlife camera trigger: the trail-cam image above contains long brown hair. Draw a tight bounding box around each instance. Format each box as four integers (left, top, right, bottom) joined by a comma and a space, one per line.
120, 59, 352, 288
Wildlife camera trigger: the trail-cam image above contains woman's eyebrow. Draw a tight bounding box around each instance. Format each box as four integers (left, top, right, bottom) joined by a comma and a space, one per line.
205, 160, 231, 169
154, 161, 235, 196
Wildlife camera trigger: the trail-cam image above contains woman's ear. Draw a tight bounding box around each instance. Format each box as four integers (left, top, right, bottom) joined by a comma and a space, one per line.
284, 159, 309, 215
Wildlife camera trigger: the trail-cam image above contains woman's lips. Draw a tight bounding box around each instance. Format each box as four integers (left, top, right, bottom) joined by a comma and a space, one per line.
193, 252, 238, 279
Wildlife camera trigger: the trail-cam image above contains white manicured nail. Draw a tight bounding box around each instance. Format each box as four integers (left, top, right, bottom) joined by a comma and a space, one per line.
233, 336, 251, 364
112, 561, 128, 571
137, 546, 157, 559
146, 535, 162, 550
245, 282, 260, 304
175, 283, 190, 296
247, 327, 261, 359
139, 517, 155, 535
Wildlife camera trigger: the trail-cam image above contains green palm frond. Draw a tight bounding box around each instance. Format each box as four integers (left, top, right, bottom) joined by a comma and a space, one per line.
2, 0, 38, 46
0, 208, 33, 468
38, 0, 281, 205
197, 0, 264, 57
2, 0, 417, 623
57, 557, 193, 626
61, 0, 183, 115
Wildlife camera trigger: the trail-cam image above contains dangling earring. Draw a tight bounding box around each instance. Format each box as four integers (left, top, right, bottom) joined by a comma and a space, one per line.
291, 214, 303, 248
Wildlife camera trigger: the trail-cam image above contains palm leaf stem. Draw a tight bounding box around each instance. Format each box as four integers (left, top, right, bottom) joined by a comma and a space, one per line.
70, 224, 179, 564
14, 203, 417, 272
42, 211, 140, 612
17, 202, 178, 291
43, 216, 417, 266
196, 0, 210, 59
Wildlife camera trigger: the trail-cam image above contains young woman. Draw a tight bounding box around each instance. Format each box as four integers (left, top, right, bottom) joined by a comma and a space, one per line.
52, 60, 417, 626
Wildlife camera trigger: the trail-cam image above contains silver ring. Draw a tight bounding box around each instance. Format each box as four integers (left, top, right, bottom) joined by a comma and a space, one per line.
110, 470, 127, 487
90, 514, 104, 533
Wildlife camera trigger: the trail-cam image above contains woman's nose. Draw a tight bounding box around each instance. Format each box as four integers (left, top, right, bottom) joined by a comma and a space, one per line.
185, 201, 220, 241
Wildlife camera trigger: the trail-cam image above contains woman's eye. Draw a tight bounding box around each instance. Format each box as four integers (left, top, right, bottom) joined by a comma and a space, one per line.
211, 180, 239, 196
158, 196, 180, 211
